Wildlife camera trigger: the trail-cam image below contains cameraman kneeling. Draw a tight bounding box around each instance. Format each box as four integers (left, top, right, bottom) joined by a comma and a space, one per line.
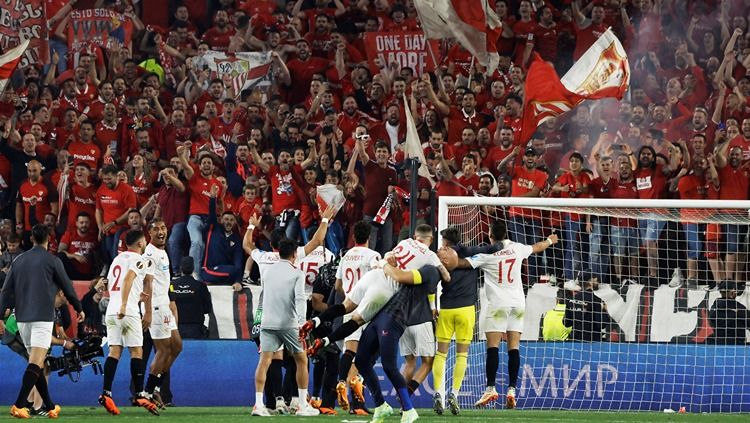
0, 225, 84, 419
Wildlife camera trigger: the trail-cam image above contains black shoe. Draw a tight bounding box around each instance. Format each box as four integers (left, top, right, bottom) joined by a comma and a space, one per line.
30, 407, 49, 417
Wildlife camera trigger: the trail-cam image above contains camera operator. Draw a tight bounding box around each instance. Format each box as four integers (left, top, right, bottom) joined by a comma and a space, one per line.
0, 224, 84, 419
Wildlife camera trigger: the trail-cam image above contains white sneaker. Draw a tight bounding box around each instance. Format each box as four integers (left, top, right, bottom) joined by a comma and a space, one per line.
506, 387, 517, 409
474, 386, 499, 407
564, 280, 582, 291
401, 408, 419, 423
371, 402, 394, 423
252, 405, 271, 416
295, 405, 320, 416
289, 397, 300, 414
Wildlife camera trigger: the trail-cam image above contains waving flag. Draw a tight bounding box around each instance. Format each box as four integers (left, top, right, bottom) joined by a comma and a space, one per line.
519, 29, 629, 144
414, 0, 502, 73
0, 40, 29, 95
403, 94, 435, 185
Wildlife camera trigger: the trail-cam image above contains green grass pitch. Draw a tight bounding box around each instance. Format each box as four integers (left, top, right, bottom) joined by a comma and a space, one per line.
11, 407, 747, 422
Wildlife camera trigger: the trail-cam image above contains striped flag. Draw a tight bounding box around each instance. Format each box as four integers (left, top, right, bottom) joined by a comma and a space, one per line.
237, 62, 273, 93
0, 40, 30, 95
519, 29, 630, 144
414, 0, 502, 73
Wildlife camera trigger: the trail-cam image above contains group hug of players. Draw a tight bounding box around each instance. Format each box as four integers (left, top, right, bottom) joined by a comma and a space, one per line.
101, 208, 559, 421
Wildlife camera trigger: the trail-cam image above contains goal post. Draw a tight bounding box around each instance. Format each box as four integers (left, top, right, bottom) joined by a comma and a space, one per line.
435, 196, 750, 412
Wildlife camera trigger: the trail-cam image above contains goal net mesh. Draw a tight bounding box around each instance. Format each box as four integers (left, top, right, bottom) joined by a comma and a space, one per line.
438, 199, 750, 412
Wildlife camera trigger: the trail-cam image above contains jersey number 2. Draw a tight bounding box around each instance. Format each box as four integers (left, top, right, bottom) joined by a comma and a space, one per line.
111, 265, 122, 291
498, 258, 516, 284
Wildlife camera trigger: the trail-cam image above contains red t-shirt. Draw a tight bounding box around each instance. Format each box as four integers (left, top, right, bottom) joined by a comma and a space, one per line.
269, 165, 302, 216
534, 25, 559, 63
187, 166, 224, 215
68, 141, 101, 171
556, 171, 592, 220
18, 179, 58, 230
610, 179, 638, 227
436, 178, 467, 198
67, 183, 97, 228
634, 165, 668, 199
510, 165, 548, 220
201, 26, 236, 52
718, 165, 750, 200
286, 57, 330, 105
95, 182, 137, 234
95, 121, 121, 156
728, 135, 750, 162
362, 161, 398, 216
485, 145, 515, 174
574, 22, 608, 60
458, 173, 480, 194
60, 229, 98, 275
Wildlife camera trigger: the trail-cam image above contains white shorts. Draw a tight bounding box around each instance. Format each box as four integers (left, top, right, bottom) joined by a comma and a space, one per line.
343, 313, 365, 343
483, 306, 525, 334
347, 279, 368, 305
106, 314, 144, 347
399, 322, 435, 357
17, 321, 53, 353
353, 273, 398, 323
149, 307, 178, 340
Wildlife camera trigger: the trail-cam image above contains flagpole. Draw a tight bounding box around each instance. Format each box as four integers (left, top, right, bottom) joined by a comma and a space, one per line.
466, 55, 475, 89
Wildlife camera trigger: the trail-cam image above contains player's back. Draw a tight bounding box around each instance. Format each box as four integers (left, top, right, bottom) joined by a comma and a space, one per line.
391, 238, 441, 271
337, 246, 381, 295
298, 246, 335, 298
143, 244, 171, 307
106, 251, 147, 317
469, 240, 532, 307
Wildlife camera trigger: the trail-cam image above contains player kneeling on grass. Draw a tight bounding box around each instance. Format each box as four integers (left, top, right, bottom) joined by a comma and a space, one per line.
301, 225, 451, 354
456, 220, 558, 409
252, 239, 319, 417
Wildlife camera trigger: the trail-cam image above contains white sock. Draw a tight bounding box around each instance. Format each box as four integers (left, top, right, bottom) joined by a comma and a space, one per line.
244, 270, 250, 277
255, 393, 264, 407
298, 389, 308, 402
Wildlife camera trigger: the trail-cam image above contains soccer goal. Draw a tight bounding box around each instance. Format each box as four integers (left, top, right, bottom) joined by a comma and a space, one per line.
436, 196, 750, 412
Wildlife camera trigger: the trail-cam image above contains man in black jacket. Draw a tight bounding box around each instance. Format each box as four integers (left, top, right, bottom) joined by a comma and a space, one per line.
0, 224, 84, 419
172, 257, 213, 339
709, 280, 750, 345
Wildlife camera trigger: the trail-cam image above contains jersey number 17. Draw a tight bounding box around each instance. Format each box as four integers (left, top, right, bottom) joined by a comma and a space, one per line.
498, 258, 516, 284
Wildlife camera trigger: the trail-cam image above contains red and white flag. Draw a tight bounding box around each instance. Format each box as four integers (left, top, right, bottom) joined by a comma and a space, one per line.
0, 40, 30, 95
519, 29, 629, 143
237, 62, 273, 93
414, 0, 502, 73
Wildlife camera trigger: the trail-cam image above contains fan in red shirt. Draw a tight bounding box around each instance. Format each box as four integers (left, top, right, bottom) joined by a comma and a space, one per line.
121, 98, 164, 162
16, 161, 59, 233
443, 92, 487, 147
95, 103, 121, 157
64, 163, 97, 229
457, 155, 480, 194
58, 211, 99, 280
67, 120, 102, 171
572, 2, 609, 60
200, 10, 236, 52
509, 147, 549, 283
671, 156, 714, 286
95, 165, 137, 262
486, 127, 519, 174
716, 144, 750, 281
304, 14, 333, 58
284, 39, 330, 105
551, 152, 591, 283
633, 145, 674, 283
533, 7, 559, 63
610, 158, 640, 284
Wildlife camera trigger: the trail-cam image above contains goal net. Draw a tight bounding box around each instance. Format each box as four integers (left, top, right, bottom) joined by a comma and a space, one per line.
436, 196, 750, 412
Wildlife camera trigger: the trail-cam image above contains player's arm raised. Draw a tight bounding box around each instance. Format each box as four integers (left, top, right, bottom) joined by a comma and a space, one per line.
243, 214, 261, 255
304, 205, 336, 255
532, 233, 559, 253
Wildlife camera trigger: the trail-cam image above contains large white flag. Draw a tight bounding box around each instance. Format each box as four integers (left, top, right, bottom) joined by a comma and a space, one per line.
402, 94, 435, 186
0, 40, 30, 95
414, 0, 502, 72
560, 28, 630, 98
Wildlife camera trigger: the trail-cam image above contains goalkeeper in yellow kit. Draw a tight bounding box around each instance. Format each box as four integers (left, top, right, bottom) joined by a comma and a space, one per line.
431, 227, 500, 415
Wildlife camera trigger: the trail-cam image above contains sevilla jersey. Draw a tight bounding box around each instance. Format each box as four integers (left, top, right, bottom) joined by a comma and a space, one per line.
467, 240, 532, 308
385, 238, 442, 290
105, 251, 154, 317
298, 246, 335, 299
143, 243, 171, 308
336, 246, 382, 295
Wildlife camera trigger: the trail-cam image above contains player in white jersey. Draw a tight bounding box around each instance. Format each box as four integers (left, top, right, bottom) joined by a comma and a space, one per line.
142, 220, 182, 406
299, 246, 335, 299
457, 220, 558, 410
99, 230, 159, 416
242, 208, 335, 414
303, 224, 452, 355
331, 221, 381, 411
